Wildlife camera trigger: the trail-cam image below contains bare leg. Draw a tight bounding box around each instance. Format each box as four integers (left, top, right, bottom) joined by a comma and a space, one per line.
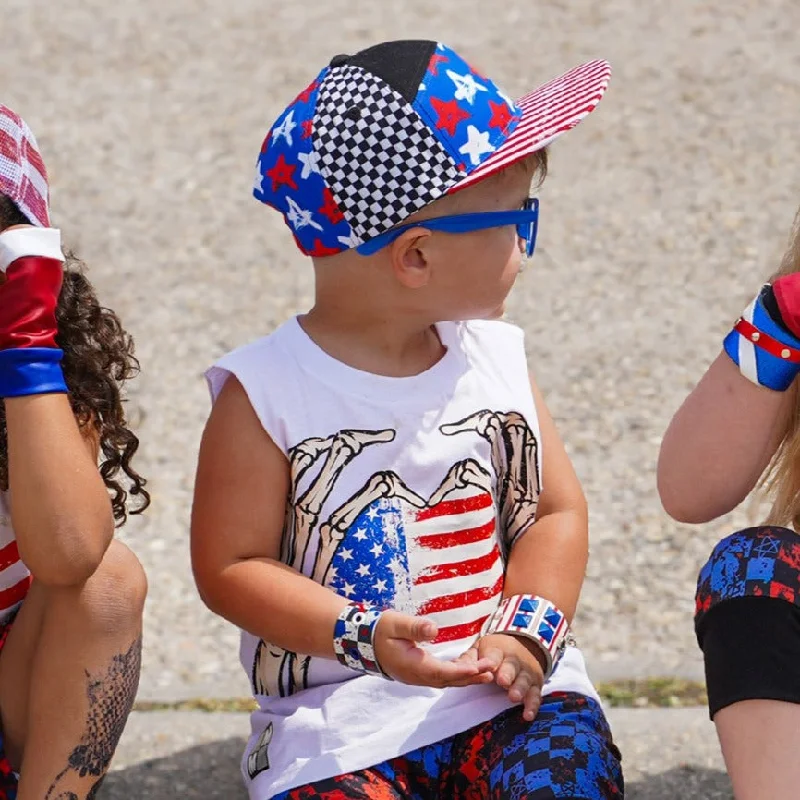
0, 539, 147, 799
715, 700, 800, 800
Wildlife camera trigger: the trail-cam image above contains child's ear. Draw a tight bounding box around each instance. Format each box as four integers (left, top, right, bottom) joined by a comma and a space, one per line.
390, 228, 433, 289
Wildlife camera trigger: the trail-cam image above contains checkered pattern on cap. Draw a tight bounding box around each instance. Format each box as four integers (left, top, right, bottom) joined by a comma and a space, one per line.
314, 64, 460, 244
0, 106, 49, 227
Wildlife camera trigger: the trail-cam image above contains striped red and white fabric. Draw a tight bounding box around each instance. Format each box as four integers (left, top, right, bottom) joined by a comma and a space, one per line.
0, 105, 50, 228
0, 494, 31, 623
453, 59, 612, 192
328, 485, 505, 653
407, 489, 504, 650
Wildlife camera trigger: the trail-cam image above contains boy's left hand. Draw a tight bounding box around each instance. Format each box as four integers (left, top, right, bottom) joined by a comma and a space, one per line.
455, 633, 546, 721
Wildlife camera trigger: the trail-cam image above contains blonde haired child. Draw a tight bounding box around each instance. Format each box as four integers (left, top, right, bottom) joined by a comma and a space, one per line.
659, 207, 800, 799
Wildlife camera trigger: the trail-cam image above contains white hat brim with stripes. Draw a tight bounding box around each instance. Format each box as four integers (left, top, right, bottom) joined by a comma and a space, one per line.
451, 59, 612, 193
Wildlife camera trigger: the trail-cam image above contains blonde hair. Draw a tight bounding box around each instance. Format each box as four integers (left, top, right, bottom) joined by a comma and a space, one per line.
761, 206, 800, 529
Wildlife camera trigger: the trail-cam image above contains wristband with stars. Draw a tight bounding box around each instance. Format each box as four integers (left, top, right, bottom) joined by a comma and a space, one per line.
480, 594, 570, 680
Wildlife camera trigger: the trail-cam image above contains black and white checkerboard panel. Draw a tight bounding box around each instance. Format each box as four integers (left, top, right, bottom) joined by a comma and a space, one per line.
313, 64, 461, 244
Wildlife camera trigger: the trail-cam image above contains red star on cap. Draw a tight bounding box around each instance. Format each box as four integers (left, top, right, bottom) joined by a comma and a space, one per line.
295, 79, 319, 105
320, 187, 345, 224
264, 154, 298, 192
430, 96, 471, 137
428, 52, 449, 76
301, 119, 314, 139
487, 99, 515, 132
309, 238, 340, 257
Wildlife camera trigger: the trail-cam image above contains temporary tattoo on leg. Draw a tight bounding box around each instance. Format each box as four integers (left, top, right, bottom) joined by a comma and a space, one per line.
45, 636, 142, 799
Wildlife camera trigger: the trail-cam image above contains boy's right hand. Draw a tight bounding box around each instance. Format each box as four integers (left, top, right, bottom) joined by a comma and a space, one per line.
373, 611, 496, 688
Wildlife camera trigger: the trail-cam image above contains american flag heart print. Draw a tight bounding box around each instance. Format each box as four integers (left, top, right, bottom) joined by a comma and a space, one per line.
328, 487, 504, 650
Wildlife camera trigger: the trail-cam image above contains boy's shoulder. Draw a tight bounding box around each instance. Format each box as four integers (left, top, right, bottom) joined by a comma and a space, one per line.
205, 319, 299, 401
452, 318, 527, 359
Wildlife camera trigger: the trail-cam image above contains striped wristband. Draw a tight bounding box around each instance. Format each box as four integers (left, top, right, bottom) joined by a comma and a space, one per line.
333, 603, 392, 679
481, 594, 570, 679
723, 285, 800, 391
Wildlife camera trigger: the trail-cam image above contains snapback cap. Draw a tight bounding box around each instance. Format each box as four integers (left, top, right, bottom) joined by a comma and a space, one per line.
0, 104, 50, 227
253, 40, 611, 257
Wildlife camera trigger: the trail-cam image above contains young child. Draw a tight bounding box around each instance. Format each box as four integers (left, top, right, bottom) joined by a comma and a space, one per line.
191, 41, 622, 799
0, 104, 149, 799
658, 207, 800, 799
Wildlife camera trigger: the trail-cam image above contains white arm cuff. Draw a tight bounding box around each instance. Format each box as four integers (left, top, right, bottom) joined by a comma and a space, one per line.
0, 228, 64, 273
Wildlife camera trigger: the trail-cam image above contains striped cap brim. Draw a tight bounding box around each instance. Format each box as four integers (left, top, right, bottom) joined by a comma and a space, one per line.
451, 59, 611, 192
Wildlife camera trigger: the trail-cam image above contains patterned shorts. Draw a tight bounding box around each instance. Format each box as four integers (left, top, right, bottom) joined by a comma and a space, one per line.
0, 614, 18, 799
695, 525, 800, 624
695, 526, 800, 717
274, 691, 623, 799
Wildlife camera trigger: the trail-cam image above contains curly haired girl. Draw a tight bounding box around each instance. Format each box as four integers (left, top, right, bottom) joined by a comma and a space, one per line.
0, 104, 149, 799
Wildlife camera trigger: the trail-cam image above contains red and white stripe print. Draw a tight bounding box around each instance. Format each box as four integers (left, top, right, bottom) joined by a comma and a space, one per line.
406, 490, 504, 649
0, 495, 31, 623
0, 106, 50, 228
453, 59, 612, 192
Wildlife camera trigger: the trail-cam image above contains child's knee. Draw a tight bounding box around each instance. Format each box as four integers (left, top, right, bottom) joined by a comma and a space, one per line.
695, 526, 800, 626
520, 729, 622, 799
695, 526, 800, 717
501, 696, 623, 799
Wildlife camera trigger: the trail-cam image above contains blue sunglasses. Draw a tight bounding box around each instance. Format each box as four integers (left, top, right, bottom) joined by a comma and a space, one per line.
356, 197, 540, 258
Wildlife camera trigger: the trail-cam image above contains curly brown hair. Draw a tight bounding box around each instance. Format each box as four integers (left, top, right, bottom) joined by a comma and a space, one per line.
0, 196, 150, 525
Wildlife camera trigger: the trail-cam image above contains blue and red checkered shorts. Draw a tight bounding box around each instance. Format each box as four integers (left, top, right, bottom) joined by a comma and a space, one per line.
274, 691, 623, 799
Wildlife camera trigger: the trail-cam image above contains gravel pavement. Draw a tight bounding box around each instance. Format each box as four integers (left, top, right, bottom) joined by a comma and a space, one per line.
4, 0, 800, 792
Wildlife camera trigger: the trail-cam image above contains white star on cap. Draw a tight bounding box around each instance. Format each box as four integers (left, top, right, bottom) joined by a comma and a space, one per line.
273, 110, 297, 146
446, 69, 488, 105
459, 125, 495, 165
337, 231, 360, 248
298, 150, 320, 179
285, 196, 323, 231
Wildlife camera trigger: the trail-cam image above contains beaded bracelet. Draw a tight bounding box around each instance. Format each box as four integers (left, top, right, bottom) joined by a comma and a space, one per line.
333, 603, 392, 679
723, 285, 800, 391
480, 594, 569, 680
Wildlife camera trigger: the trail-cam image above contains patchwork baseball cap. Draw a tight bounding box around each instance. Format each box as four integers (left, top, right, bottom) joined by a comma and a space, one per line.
253, 40, 611, 257
0, 105, 50, 227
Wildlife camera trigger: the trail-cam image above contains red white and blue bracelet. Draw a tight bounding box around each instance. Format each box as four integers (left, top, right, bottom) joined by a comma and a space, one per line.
333, 603, 392, 679
723, 284, 800, 391
480, 594, 570, 680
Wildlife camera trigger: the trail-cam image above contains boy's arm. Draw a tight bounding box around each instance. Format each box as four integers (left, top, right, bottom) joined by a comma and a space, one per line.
501, 375, 588, 621
657, 353, 793, 523
458, 374, 588, 719
190, 376, 494, 687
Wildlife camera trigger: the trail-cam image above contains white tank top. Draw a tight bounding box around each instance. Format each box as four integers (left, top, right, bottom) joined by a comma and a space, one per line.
206, 318, 599, 799
0, 493, 32, 622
